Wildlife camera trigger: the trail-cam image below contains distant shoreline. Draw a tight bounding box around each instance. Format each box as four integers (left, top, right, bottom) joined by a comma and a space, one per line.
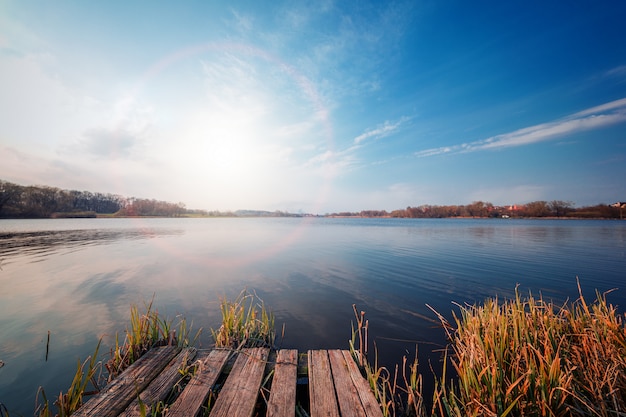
1, 214, 621, 220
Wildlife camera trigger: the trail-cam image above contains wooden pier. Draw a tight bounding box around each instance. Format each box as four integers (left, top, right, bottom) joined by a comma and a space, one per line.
72, 346, 383, 417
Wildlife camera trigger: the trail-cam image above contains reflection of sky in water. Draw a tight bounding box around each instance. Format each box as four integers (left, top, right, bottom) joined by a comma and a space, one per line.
1, 218, 625, 414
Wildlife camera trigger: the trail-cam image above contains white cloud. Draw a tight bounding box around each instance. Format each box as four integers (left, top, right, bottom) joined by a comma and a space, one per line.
304, 116, 411, 179
415, 97, 626, 157
353, 118, 406, 144
605, 65, 626, 80
572, 97, 626, 117
229, 9, 254, 33
305, 149, 358, 179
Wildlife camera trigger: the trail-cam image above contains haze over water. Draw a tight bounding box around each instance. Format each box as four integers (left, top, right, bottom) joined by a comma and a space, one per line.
1, 217, 625, 415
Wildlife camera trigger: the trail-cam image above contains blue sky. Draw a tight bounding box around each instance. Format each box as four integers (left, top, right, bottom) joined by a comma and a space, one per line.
1, 1, 625, 213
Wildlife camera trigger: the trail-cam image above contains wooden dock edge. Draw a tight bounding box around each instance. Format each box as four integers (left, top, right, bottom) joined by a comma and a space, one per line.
74, 347, 383, 417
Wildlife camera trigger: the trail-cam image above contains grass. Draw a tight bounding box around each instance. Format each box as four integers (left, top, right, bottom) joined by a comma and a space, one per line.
349, 304, 399, 417
106, 297, 200, 380
425, 283, 626, 417
33, 292, 274, 417
211, 289, 276, 349
30, 285, 625, 417
36, 299, 199, 417
351, 284, 626, 417
36, 341, 102, 417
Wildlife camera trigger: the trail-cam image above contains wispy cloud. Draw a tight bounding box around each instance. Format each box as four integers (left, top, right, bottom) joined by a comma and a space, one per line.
305, 116, 410, 177
605, 65, 626, 80
415, 98, 626, 157
353, 117, 407, 144
229, 9, 254, 33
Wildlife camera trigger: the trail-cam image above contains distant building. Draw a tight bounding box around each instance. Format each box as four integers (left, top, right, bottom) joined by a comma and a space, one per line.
612, 202, 626, 219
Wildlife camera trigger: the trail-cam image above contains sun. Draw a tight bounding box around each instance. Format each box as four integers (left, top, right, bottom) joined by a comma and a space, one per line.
176, 103, 275, 195
131, 41, 334, 210
205, 132, 256, 181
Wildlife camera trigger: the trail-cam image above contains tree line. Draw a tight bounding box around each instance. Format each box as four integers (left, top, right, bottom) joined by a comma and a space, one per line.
329, 200, 625, 219
2, 179, 623, 219
0, 180, 186, 218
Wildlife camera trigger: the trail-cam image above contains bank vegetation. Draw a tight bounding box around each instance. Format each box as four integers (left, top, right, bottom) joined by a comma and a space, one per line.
330, 200, 625, 219
27, 286, 626, 417
2, 179, 624, 219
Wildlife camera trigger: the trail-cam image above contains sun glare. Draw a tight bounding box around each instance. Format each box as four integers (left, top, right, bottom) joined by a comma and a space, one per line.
179, 105, 276, 192
127, 41, 334, 211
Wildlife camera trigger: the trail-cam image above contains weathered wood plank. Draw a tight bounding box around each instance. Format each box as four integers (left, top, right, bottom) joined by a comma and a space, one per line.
166, 348, 231, 417
328, 350, 367, 417
308, 350, 340, 417
73, 346, 180, 417
340, 350, 383, 417
209, 347, 269, 417
267, 349, 298, 417
205, 348, 250, 416
118, 347, 197, 417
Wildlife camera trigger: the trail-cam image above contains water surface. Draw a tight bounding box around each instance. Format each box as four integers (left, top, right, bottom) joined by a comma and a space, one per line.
1, 217, 625, 414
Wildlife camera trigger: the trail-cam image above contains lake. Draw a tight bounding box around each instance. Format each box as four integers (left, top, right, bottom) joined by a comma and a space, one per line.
1, 217, 625, 414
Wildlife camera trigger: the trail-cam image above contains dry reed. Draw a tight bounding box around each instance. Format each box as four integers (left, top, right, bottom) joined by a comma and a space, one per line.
106, 298, 199, 380
430, 284, 626, 417
36, 300, 198, 417
211, 289, 275, 349
36, 341, 102, 417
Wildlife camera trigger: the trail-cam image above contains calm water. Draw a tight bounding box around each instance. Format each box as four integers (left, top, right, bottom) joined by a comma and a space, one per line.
1, 217, 625, 414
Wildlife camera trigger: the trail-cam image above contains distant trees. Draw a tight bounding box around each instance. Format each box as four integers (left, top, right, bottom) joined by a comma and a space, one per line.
520, 201, 551, 217
549, 200, 574, 217
67, 190, 124, 213
0, 180, 22, 216
387, 202, 497, 218
359, 210, 388, 217
571, 204, 621, 219
466, 201, 494, 218
517, 200, 575, 217
0, 180, 125, 218
0, 180, 185, 218
330, 200, 622, 219
2, 179, 623, 220
116, 198, 186, 217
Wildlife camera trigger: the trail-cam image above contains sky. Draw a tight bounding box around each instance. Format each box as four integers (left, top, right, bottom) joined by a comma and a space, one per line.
1, 1, 626, 214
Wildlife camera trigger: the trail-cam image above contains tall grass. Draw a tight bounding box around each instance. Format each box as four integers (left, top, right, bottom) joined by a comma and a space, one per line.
211, 289, 275, 349
354, 286, 626, 417
350, 304, 399, 417
31, 286, 625, 417
36, 300, 198, 417
36, 341, 102, 417
33, 292, 270, 417
106, 298, 200, 380
430, 285, 626, 417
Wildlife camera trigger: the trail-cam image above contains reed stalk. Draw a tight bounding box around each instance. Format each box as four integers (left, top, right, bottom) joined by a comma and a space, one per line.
350, 305, 398, 417
431, 284, 626, 417
36, 340, 102, 417
106, 299, 199, 380
211, 289, 275, 349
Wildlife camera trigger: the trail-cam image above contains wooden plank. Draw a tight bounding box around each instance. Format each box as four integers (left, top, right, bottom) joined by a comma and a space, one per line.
73, 346, 180, 417
205, 348, 251, 416
209, 347, 269, 417
267, 349, 298, 417
118, 347, 197, 417
340, 350, 383, 417
166, 348, 231, 417
308, 350, 340, 417
328, 350, 366, 417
